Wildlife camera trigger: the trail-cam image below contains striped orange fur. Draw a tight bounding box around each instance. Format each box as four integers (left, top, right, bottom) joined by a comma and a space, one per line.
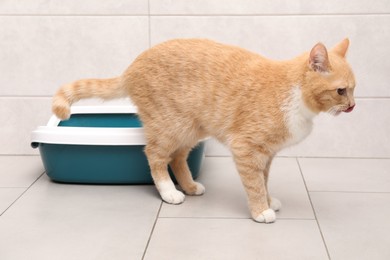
52, 38, 355, 223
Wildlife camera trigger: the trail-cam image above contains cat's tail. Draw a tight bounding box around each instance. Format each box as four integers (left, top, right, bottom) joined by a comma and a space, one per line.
52, 77, 125, 120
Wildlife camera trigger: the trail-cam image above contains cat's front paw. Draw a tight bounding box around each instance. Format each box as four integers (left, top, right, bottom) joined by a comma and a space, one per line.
254, 209, 276, 223
161, 189, 185, 204
270, 197, 282, 212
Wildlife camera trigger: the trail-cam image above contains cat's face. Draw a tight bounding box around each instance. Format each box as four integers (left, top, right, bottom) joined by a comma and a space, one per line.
303, 39, 356, 116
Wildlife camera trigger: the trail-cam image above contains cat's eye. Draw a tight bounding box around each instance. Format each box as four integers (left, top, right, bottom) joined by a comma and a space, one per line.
337, 88, 346, 96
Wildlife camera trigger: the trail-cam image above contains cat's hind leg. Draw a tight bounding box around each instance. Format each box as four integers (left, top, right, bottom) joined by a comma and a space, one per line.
170, 146, 205, 196
144, 142, 185, 205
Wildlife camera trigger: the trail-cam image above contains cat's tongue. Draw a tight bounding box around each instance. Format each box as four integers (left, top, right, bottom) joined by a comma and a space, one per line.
343, 105, 355, 113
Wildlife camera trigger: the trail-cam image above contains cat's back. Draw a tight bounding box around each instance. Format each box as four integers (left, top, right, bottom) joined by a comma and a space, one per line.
123, 39, 266, 131
127, 38, 261, 75
147, 38, 252, 59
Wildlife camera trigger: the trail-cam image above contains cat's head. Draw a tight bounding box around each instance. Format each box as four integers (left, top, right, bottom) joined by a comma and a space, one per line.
302, 39, 356, 116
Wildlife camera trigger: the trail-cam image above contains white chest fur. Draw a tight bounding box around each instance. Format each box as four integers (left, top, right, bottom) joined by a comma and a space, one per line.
281, 86, 316, 148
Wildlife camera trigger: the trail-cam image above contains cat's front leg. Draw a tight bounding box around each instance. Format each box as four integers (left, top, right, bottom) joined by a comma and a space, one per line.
264, 157, 282, 212
230, 142, 276, 223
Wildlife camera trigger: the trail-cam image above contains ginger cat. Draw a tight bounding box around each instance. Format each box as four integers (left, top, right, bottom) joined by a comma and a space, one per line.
52, 38, 355, 223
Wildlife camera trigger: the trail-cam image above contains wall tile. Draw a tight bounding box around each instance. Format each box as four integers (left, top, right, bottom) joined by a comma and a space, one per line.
0, 16, 149, 96
0, 98, 52, 155
150, 0, 390, 15
0, 0, 148, 15
150, 15, 390, 97
279, 98, 390, 158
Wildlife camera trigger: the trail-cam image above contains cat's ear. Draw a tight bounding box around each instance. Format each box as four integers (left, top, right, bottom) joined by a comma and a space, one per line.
331, 38, 350, 58
309, 43, 330, 73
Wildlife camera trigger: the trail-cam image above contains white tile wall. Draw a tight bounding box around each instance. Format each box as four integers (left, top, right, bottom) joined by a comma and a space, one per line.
0, 98, 51, 155
0, 16, 149, 96
1, 1, 389, 158
0, 0, 148, 15
149, 0, 390, 15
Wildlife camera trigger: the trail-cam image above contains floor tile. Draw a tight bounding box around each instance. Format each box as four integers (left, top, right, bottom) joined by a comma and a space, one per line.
311, 192, 390, 260
299, 158, 390, 192
144, 218, 328, 260
0, 175, 161, 260
160, 157, 314, 219
0, 188, 25, 215
0, 156, 43, 187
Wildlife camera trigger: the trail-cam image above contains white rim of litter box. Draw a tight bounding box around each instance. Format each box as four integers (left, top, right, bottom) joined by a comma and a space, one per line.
47, 105, 139, 127
31, 106, 147, 146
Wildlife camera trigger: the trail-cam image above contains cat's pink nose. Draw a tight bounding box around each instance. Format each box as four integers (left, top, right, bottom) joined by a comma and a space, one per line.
344, 104, 355, 113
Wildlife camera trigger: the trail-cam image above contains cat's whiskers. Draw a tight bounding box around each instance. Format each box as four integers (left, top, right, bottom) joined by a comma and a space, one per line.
327, 105, 343, 116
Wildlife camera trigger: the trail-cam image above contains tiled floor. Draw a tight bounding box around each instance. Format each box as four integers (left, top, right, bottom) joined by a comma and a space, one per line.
1, 156, 390, 260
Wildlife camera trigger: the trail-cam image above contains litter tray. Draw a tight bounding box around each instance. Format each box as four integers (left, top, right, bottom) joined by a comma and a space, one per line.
31, 106, 205, 184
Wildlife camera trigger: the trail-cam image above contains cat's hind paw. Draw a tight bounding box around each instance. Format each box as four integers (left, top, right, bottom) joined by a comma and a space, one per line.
254, 209, 276, 223
161, 189, 185, 204
184, 182, 206, 196
270, 197, 282, 212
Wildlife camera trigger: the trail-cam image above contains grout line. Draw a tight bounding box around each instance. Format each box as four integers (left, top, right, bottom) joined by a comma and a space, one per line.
0, 13, 389, 17
0, 187, 34, 189
280, 156, 390, 160
296, 158, 332, 260
0, 14, 149, 17
157, 216, 316, 221
204, 155, 390, 160
159, 216, 251, 220
147, 0, 152, 48
0, 153, 388, 160
0, 154, 41, 157
309, 190, 390, 194
0, 154, 389, 160
0, 171, 44, 217
142, 201, 163, 260
0, 96, 52, 99
149, 13, 390, 17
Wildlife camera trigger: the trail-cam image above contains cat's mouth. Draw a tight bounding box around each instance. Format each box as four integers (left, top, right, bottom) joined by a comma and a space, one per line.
328, 105, 355, 116
342, 105, 355, 113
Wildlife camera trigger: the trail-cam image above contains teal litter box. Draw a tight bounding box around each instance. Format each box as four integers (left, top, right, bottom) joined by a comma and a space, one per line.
31, 106, 205, 184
